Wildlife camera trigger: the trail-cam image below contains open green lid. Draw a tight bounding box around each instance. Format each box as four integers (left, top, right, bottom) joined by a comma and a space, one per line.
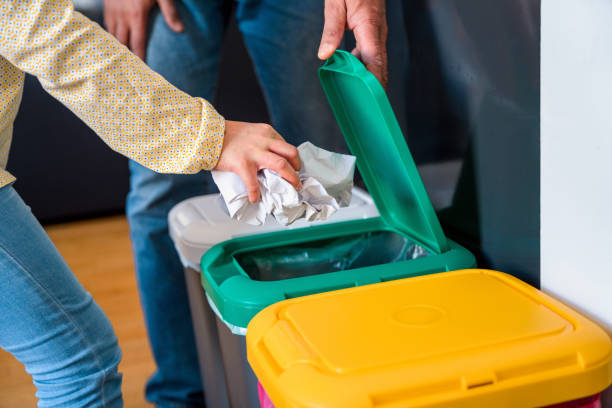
319, 50, 449, 253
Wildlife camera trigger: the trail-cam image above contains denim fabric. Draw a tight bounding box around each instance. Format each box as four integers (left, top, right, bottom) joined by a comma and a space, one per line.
0, 185, 123, 407
127, 1, 360, 406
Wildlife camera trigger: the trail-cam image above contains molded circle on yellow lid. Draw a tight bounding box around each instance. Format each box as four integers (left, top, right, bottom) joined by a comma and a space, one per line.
390, 305, 447, 327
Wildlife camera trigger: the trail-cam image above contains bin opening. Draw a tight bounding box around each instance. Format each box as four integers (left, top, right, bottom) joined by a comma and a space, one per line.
235, 230, 430, 282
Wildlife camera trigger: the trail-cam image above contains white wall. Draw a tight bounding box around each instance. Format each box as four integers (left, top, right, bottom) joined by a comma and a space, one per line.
541, 0, 612, 402
541, 0, 612, 330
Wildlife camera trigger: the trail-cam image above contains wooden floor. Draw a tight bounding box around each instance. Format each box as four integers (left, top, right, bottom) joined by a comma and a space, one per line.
0, 216, 155, 408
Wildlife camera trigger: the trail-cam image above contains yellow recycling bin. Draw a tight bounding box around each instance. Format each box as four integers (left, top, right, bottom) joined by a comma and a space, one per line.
246, 269, 612, 408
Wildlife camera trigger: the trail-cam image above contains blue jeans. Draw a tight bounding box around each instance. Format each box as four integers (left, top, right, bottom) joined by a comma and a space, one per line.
127, 0, 404, 406
0, 185, 123, 407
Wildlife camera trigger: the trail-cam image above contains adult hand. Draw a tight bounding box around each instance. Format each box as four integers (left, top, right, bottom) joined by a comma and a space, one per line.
215, 121, 302, 203
103, 0, 184, 60
318, 0, 388, 87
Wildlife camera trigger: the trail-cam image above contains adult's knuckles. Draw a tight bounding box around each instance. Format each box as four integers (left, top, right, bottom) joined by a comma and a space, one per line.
326, 0, 345, 15
323, 27, 342, 40
128, 7, 147, 19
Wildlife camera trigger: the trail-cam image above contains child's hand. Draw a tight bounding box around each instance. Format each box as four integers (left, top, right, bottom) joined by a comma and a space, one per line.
215, 120, 302, 203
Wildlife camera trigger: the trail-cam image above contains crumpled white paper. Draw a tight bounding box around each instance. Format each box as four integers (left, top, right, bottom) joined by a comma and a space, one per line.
212, 142, 356, 226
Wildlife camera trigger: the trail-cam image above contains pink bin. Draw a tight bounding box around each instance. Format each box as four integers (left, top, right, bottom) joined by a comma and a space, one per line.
544, 394, 602, 408
257, 382, 274, 408
257, 382, 601, 408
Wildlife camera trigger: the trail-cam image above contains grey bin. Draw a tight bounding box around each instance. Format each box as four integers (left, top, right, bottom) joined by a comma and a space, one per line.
169, 188, 379, 408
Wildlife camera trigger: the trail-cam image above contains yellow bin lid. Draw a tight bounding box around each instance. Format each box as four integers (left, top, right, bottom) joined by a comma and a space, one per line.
246, 270, 612, 407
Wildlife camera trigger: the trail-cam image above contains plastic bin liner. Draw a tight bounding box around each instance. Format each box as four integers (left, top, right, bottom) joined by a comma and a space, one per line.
236, 231, 430, 282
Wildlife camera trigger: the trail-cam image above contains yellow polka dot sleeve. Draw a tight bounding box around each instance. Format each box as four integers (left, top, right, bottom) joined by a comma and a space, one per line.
0, 0, 224, 186
0, 56, 24, 186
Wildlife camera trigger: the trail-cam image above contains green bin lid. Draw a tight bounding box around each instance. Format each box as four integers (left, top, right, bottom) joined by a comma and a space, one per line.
319, 50, 449, 253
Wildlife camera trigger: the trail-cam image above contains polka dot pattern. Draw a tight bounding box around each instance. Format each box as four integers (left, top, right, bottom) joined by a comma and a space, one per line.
0, 0, 225, 188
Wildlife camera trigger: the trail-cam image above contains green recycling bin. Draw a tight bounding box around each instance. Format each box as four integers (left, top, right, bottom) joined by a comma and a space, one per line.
200, 50, 476, 406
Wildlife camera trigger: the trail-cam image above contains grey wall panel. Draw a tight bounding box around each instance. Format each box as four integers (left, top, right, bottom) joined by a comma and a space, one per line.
402, 1, 541, 285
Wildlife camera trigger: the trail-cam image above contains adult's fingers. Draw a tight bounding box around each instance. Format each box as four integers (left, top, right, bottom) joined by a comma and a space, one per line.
114, 23, 129, 47
353, 19, 388, 87
158, 0, 184, 32
102, 0, 117, 33
235, 162, 260, 203
318, 0, 347, 60
103, 12, 115, 34
106, 19, 117, 38
129, 13, 148, 60
267, 139, 301, 171
258, 152, 302, 190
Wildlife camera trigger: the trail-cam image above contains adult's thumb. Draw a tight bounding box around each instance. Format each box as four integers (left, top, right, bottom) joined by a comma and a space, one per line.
158, 0, 184, 32
318, 0, 347, 60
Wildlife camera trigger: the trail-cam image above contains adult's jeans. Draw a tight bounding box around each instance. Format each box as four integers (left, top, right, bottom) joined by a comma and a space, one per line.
125, 1, 348, 407
0, 185, 123, 407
